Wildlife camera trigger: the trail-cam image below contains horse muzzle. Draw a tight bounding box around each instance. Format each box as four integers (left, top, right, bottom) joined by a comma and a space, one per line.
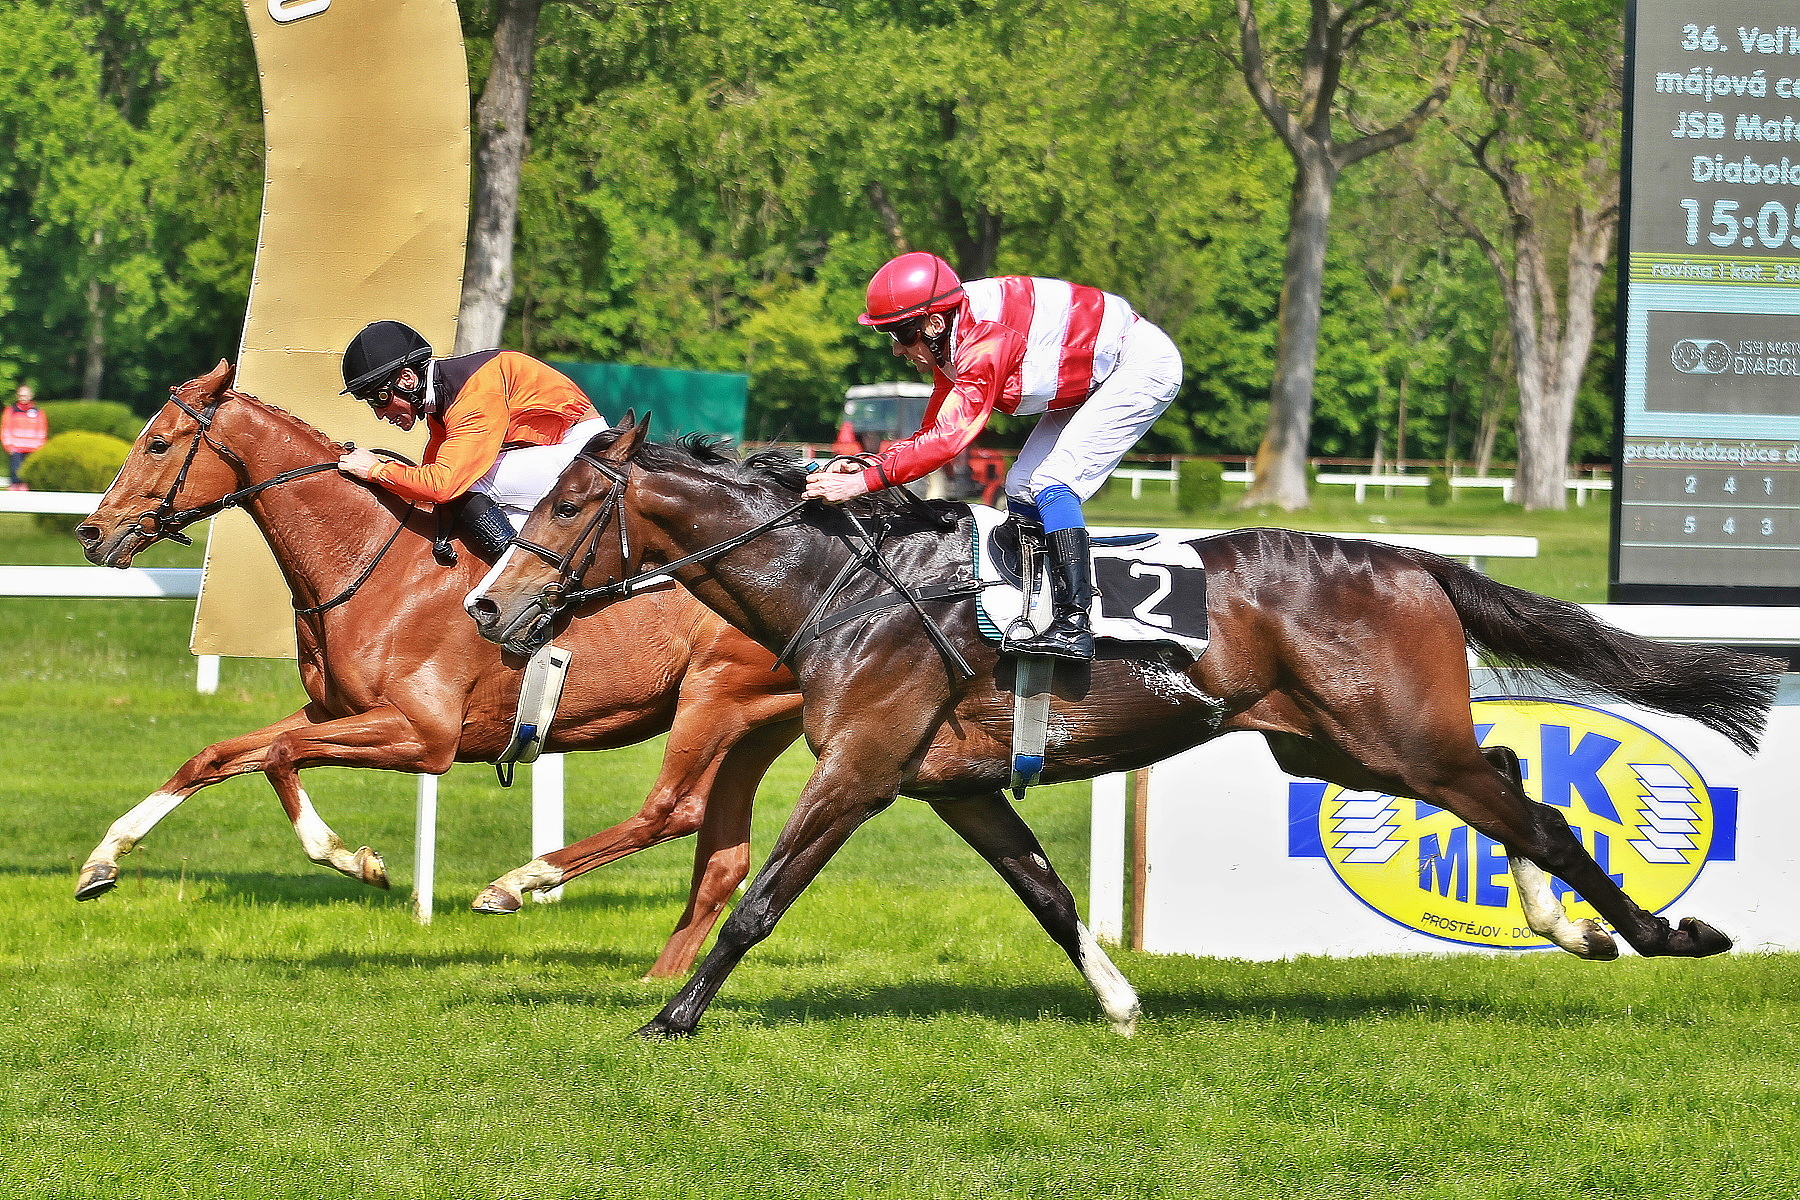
76, 518, 148, 568
467, 590, 558, 656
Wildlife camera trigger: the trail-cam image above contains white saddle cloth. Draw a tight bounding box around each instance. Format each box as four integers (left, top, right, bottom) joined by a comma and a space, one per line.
968, 505, 1209, 655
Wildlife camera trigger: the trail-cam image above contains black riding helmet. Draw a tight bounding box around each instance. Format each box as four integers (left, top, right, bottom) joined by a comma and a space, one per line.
341, 320, 432, 398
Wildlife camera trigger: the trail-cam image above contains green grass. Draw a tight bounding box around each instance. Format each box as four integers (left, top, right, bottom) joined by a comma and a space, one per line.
10, 500, 1800, 1198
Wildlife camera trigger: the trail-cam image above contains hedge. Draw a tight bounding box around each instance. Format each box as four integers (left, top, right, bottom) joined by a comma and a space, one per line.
41, 400, 142, 442
18, 431, 132, 532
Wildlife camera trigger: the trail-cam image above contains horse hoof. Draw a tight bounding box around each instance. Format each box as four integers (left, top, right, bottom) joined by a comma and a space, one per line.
1674, 916, 1732, 957
1576, 918, 1620, 961
355, 847, 390, 890
471, 884, 523, 915
1109, 1012, 1139, 1038
74, 862, 119, 901
634, 1018, 693, 1041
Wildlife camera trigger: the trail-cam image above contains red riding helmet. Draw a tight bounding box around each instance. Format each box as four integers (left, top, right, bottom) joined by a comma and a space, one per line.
858, 252, 965, 326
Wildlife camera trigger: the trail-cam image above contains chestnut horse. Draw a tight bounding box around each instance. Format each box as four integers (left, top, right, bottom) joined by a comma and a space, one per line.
73, 364, 802, 978
468, 418, 1781, 1038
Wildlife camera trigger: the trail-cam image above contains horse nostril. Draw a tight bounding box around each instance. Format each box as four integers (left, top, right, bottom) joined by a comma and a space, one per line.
74, 524, 101, 551
467, 597, 499, 624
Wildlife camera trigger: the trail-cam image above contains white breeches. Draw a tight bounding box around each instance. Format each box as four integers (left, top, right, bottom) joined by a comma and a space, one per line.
1005, 319, 1182, 504
473, 417, 612, 522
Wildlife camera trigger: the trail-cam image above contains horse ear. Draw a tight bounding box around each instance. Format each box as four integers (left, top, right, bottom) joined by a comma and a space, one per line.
202, 359, 235, 395
603, 410, 651, 462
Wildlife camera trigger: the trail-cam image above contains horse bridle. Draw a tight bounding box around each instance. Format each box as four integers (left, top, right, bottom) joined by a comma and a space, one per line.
135, 387, 341, 548
509, 450, 809, 615
132, 387, 415, 616
505, 450, 976, 678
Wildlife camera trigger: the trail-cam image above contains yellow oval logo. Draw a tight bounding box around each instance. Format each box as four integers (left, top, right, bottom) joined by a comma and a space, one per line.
1288, 698, 1732, 949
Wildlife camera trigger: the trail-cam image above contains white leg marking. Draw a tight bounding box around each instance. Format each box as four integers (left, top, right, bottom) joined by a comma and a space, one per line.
1510, 856, 1611, 956
493, 857, 564, 895
1075, 921, 1140, 1036
292, 790, 349, 866
94, 790, 188, 861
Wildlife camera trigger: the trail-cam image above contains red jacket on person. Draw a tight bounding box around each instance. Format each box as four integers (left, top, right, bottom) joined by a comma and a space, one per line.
2, 402, 47, 455
861, 276, 1138, 491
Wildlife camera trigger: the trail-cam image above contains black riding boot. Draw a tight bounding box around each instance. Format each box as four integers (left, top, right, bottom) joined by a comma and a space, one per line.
462, 492, 516, 557
1014, 527, 1094, 661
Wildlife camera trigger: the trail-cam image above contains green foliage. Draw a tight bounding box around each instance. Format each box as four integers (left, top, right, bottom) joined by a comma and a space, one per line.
0, 0, 259, 404
18, 430, 130, 492
1176, 457, 1224, 514
41, 399, 141, 440
1426, 469, 1452, 507
0, 0, 1616, 470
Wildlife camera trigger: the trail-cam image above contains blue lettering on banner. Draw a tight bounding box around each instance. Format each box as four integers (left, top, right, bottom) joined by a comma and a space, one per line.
1538, 724, 1623, 821
1288, 781, 1329, 858
1419, 826, 1469, 900
1710, 788, 1739, 862
1418, 827, 1511, 905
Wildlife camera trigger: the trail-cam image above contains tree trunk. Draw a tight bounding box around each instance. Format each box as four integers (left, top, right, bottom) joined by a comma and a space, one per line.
1394, 371, 1410, 472
83, 278, 105, 400
457, 0, 542, 355
1242, 157, 1333, 509
1511, 204, 1613, 509
83, 229, 106, 400
1472, 327, 1506, 477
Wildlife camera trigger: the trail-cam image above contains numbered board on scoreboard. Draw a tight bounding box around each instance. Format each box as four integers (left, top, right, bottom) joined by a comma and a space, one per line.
1616, 0, 1800, 603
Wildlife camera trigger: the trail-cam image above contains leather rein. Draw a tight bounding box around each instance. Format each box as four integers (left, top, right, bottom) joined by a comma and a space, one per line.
138, 388, 418, 616
507, 451, 980, 679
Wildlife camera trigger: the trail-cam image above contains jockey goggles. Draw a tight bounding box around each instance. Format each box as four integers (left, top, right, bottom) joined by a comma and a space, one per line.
878, 317, 927, 347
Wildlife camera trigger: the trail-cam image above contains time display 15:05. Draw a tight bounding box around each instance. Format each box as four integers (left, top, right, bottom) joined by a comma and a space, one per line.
1680, 198, 1800, 249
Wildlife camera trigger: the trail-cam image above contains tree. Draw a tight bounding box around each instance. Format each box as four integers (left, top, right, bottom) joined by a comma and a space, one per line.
1420, 0, 1619, 508
1224, 0, 1473, 508
0, 0, 258, 404
458, 0, 543, 354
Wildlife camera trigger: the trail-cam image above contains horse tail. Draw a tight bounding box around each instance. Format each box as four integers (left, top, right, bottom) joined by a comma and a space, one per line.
1399, 549, 1782, 754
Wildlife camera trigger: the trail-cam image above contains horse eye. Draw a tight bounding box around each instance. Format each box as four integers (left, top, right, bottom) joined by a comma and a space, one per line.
146, 437, 169, 454
553, 500, 580, 519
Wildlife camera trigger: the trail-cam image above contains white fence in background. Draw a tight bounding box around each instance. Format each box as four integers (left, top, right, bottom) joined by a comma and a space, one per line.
3, 490, 561, 924
1112, 466, 1613, 506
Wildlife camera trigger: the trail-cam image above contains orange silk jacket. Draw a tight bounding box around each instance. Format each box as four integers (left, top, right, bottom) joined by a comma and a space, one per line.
367, 351, 598, 505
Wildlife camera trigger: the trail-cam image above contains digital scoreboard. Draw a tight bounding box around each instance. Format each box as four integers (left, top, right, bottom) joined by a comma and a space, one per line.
1615, 0, 1800, 603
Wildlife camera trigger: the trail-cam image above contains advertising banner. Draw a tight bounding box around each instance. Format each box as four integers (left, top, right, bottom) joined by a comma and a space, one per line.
1115, 670, 1798, 959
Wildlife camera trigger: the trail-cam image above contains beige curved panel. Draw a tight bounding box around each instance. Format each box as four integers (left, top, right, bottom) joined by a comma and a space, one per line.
192, 0, 469, 658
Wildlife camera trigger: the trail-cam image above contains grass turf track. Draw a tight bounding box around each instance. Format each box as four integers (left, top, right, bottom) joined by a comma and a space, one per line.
3, 493, 1796, 1198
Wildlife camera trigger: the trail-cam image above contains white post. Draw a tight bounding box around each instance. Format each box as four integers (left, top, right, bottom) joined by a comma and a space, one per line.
413, 773, 438, 924
531, 753, 565, 902
195, 654, 220, 695
1089, 774, 1128, 944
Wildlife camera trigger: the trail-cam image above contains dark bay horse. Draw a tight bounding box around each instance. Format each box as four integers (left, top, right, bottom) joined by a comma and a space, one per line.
468, 418, 1781, 1038
74, 364, 803, 979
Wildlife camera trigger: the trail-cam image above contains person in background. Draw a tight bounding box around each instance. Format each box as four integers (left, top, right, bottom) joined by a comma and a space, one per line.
804, 253, 1182, 660
2, 385, 47, 490
334, 321, 608, 554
